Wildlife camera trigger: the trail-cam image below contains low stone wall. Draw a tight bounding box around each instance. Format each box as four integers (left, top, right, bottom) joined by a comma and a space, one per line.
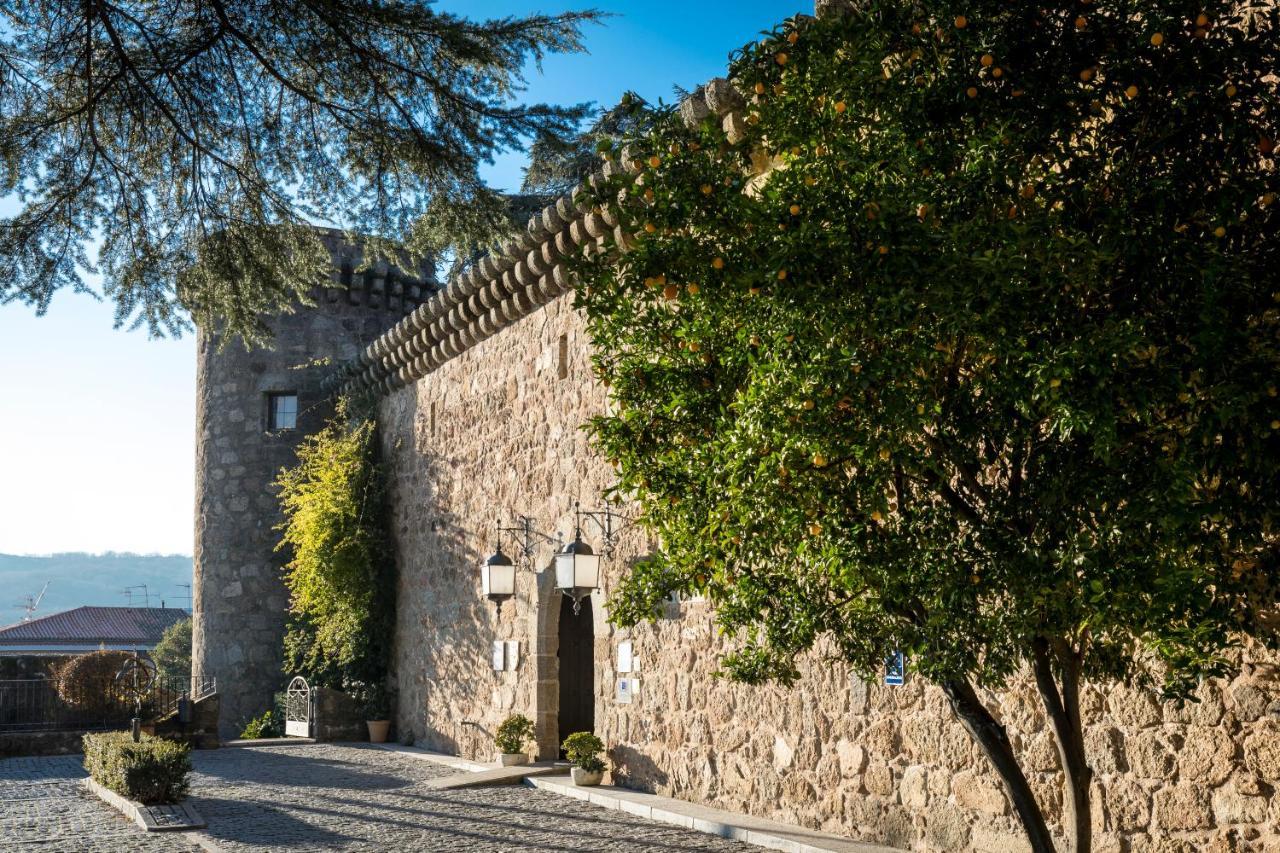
152, 693, 220, 750
380, 292, 1280, 852
314, 688, 367, 742
0, 729, 88, 758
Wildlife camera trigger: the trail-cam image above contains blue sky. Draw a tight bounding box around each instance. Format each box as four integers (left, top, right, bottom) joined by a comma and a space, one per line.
0, 1, 804, 556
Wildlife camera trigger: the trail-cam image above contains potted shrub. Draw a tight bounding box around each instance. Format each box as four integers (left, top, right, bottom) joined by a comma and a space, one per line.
561, 731, 606, 786
355, 683, 391, 744
494, 713, 535, 766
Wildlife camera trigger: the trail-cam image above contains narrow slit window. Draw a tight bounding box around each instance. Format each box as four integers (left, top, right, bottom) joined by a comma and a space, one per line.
268, 393, 298, 431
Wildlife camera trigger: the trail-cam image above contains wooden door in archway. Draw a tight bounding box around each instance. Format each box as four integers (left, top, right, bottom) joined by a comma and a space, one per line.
556, 594, 595, 752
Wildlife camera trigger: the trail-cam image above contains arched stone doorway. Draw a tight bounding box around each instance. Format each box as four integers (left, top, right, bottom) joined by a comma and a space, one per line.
556, 594, 595, 754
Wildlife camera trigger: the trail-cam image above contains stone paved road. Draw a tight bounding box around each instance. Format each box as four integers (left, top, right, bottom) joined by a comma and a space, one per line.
1, 743, 757, 852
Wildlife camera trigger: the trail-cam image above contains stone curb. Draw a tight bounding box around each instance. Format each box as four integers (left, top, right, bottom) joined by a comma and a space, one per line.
83, 777, 206, 832
425, 761, 567, 791
525, 774, 896, 853
221, 737, 316, 748
367, 742, 491, 772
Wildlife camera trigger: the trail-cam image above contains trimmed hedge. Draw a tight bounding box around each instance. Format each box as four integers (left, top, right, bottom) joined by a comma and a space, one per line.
82, 732, 191, 804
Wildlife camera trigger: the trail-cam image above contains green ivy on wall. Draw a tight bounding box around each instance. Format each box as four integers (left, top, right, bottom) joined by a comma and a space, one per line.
275, 402, 395, 690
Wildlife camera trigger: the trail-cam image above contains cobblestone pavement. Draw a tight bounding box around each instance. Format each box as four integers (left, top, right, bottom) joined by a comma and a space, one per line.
1, 743, 757, 852
0, 754, 204, 851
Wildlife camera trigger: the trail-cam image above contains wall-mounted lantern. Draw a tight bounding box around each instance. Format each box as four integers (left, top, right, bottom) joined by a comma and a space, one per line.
480, 528, 516, 614
555, 502, 629, 615
480, 517, 559, 615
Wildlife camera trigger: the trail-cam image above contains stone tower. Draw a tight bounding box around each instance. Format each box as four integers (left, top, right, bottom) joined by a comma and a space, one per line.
192, 230, 433, 737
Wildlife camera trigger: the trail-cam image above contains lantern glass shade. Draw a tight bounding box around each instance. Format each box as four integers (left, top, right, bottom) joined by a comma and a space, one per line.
555, 540, 601, 593
481, 551, 516, 599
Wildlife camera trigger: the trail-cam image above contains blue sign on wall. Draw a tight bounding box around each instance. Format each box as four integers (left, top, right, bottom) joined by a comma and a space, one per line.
884, 650, 905, 686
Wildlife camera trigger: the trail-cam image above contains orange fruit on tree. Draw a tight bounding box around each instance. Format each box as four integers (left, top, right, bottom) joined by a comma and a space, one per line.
1075, 16, 1087, 28
809, 522, 822, 536
686, 284, 700, 296
712, 257, 725, 270
992, 67, 1003, 78
1196, 13, 1209, 26
700, 184, 713, 196
1214, 226, 1227, 238
754, 82, 766, 95
1125, 85, 1139, 99
834, 101, 847, 114
776, 53, 788, 66
662, 283, 679, 300
644, 222, 657, 234
648, 155, 661, 168
966, 86, 978, 98
788, 31, 799, 45
1150, 32, 1164, 46
777, 269, 787, 281
1226, 84, 1237, 98
981, 54, 994, 67
789, 204, 801, 215
954, 15, 968, 28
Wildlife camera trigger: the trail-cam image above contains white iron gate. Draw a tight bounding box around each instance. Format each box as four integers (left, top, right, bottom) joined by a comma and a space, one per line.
284, 676, 312, 737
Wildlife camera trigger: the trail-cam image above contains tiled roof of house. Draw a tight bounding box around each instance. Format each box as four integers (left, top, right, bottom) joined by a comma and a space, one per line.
0, 606, 188, 647
340, 5, 840, 396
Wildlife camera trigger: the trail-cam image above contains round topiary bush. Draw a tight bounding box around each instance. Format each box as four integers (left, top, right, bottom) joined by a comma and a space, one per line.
50, 651, 135, 715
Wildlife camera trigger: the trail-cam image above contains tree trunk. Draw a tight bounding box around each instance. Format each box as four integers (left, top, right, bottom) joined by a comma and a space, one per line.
941, 678, 1057, 853
1033, 638, 1093, 853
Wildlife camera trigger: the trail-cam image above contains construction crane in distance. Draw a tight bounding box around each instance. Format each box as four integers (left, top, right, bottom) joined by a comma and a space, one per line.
15, 582, 50, 621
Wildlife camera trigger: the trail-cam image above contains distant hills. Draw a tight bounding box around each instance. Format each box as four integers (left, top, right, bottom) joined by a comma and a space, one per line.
0, 552, 193, 625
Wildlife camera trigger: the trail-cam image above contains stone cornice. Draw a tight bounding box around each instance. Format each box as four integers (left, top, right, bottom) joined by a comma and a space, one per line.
342, 10, 826, 397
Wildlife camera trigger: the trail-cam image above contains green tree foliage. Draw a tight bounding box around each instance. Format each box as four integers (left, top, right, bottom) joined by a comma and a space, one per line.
275, 403, 394, 689
151, 617, 192, 681
578, 5, 1278, 851
0, 1, 601, 343
522, 93, 656, 197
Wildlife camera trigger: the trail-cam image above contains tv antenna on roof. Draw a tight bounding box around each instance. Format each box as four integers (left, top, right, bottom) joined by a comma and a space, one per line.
121, 585, 151, 607
174, 584, 192, 612
15, 582, 50, 622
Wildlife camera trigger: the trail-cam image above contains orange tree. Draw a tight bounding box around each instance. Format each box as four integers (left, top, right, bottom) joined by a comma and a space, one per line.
577, 4, 1278, 851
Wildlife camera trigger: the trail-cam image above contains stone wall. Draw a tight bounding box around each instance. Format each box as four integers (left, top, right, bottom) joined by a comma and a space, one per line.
380, 293, 1280, 852
193, 232, 433, 738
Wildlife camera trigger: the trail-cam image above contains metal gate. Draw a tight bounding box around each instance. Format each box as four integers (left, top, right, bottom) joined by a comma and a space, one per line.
284, 676, 311, 737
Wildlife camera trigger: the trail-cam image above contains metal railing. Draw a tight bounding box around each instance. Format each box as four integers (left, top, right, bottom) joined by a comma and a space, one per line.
0, 674, 216, 733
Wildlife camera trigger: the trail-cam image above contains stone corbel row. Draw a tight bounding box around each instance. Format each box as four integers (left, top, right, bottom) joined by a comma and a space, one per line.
340, 71, 761, 397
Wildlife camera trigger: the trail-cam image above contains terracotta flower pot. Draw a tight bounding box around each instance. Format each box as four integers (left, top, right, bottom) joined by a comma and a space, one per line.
571, 766, 603, 786
366, 720, 390, 743
499, 753, 528, 767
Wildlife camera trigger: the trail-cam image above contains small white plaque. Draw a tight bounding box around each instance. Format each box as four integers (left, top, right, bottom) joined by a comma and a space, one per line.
631, 677, 641, 697
505, 640, 520, 671
492, 641, 505, 671
617, 641, 633, 673
615, 677, 633, 704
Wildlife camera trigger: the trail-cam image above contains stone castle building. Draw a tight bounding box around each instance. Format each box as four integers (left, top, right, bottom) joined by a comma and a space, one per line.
192, 4, 1280, 850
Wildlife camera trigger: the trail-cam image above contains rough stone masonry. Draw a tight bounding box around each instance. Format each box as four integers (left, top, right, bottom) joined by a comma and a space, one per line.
191, 3, 1280, 851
